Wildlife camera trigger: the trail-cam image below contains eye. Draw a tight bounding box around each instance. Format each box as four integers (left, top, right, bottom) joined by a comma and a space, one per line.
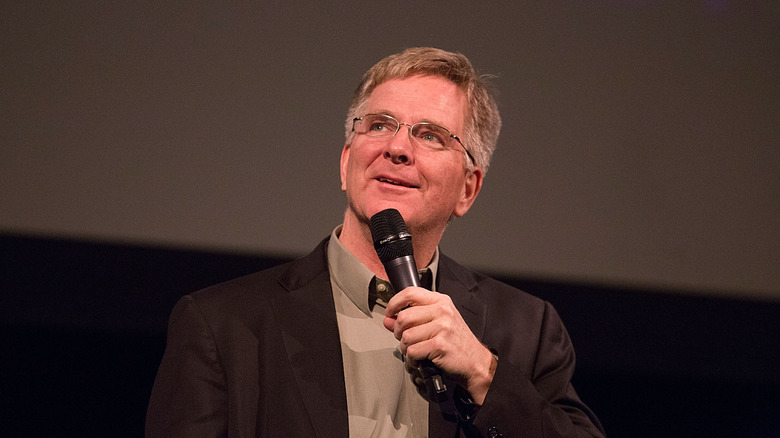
414, 125, 448, 146
363, 115, 397, 135
369, 121, 392, 132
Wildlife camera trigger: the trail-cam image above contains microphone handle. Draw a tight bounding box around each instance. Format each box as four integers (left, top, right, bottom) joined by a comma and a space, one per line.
383, 256, 448, 400
383, 255, 421, 289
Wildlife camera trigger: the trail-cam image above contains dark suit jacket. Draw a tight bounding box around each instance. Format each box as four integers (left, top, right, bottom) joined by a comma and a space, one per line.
146, 238, 605, 437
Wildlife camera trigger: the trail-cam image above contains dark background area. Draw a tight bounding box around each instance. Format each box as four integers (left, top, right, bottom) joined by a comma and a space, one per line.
2, 234, 779, 437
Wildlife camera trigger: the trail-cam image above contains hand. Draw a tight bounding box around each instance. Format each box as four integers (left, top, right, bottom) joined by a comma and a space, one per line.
383, 287, 496, 404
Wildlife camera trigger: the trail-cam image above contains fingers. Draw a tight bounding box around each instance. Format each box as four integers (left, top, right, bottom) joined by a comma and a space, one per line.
383, 286, 441, 337
383, 288, 457, 361
384, 310, 437, 356
384, 286, 438, 316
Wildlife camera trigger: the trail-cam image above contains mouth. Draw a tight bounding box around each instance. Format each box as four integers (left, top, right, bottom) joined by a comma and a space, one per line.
377, 176, 418, 188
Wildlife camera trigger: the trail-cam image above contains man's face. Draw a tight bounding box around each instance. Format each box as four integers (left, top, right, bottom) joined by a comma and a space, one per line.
340, 75, 483, 235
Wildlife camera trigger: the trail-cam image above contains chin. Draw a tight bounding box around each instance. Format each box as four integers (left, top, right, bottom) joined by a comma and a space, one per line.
369, 203, 416, 222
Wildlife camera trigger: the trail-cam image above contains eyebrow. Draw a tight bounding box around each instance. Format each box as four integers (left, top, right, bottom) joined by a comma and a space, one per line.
368, 110, 454, 132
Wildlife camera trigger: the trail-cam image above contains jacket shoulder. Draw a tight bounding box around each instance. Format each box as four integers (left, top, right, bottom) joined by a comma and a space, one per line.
187, 237, 330, 311
439, 253, 546, 310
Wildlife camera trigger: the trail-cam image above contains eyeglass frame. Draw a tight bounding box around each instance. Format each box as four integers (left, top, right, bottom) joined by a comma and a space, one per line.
352, 113, 476, 166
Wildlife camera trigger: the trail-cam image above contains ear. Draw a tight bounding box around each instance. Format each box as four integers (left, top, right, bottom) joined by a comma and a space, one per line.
453, 167, 483, 218
339, 143, 351, 191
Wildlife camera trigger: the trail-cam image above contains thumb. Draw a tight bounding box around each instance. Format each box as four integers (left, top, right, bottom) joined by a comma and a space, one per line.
383, 315, 396, 332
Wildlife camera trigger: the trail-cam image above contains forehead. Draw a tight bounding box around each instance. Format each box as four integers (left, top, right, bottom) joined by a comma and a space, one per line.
365, 75, 468, 131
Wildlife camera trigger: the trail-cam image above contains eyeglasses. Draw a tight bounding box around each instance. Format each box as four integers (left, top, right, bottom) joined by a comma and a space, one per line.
352, 113, 475, 166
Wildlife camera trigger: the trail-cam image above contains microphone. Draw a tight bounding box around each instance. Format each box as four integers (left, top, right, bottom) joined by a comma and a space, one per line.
369, 208, 448, 400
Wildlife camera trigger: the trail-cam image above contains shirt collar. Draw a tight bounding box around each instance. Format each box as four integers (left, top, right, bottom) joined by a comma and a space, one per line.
327, 225, 440, 314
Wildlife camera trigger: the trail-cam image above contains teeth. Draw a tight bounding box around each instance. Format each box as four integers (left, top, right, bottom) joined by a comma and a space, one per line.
380, 178, 401, 185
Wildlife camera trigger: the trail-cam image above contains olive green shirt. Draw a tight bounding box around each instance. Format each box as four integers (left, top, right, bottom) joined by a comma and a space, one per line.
327, 226, 439, 438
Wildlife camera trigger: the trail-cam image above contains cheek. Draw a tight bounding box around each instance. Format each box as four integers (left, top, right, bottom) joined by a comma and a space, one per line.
349, 143, 379, 166
426, 160, 466, 188
344, 148, 376, 187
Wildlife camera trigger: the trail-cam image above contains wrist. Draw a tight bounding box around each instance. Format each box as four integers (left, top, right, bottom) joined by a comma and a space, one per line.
466, 347, 498, 405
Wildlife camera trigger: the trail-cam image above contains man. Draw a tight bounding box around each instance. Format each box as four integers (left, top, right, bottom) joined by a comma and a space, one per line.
146, 47, 605, 437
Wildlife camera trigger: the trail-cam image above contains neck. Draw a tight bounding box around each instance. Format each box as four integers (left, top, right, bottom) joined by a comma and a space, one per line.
339, 209, 441, 280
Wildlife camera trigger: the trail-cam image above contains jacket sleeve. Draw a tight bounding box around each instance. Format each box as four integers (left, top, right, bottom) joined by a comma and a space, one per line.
145, 295, 229, 438
468, 301, 605, 438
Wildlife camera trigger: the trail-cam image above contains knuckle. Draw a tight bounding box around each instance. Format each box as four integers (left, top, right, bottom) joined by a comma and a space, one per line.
395, 311, 409, 328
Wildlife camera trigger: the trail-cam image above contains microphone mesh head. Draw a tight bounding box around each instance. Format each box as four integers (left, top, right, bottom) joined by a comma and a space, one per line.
369, 208, 414, 263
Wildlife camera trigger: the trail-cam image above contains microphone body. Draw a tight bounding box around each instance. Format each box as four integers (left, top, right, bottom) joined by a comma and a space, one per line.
369, 208, 448, 401
382, 254, 421, 290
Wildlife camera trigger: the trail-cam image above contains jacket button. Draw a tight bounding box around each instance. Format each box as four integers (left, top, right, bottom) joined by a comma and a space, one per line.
488, 426, 503, 438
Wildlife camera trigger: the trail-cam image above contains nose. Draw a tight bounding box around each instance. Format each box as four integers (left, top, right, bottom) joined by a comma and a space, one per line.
384, 123, 415, 165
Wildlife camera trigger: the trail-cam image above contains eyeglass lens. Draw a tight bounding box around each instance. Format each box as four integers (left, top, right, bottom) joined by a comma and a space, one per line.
356, 114, 452, 149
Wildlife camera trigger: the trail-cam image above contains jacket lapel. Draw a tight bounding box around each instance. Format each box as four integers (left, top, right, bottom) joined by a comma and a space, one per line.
272, 239, 349, 438
438, 254, 487, 342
